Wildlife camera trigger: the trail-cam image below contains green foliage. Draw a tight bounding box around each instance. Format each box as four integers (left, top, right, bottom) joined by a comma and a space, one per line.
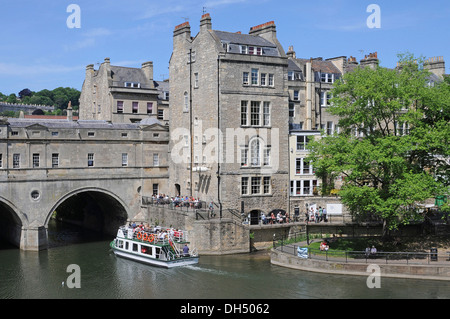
307, 53, 450, 232
1, 87, 80, 110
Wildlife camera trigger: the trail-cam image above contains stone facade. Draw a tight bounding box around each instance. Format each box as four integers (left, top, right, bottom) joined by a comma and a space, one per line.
169, 14, 289, 222
79, 58, 169, 124
0, 115, 169, 250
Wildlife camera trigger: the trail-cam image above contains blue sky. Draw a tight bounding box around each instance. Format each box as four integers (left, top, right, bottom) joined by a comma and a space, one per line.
1, 0, 449, 95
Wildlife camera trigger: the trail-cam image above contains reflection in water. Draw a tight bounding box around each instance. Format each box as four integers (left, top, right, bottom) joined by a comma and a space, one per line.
0, 220, 449, 299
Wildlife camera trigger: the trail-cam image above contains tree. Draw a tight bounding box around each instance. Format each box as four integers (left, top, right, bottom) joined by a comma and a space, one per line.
6, 93, 18, 104
18, 88, 33, 99
307, 54, 449, 235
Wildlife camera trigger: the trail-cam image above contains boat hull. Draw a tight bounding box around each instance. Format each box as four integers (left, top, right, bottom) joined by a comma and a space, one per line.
111, 242, 199, 268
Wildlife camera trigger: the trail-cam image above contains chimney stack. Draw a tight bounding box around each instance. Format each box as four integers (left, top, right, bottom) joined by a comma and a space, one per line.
424, 56, 445, 79
200, 13, 212, 32
360, 52, 379, 70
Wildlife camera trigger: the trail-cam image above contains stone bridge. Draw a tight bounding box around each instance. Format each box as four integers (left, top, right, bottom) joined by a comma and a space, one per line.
0, 117, 170, 251
0, 166, 153, 250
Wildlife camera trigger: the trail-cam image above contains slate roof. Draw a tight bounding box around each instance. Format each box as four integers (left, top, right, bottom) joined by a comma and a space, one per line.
213, 30, 280, 57
110, 66, 153, 89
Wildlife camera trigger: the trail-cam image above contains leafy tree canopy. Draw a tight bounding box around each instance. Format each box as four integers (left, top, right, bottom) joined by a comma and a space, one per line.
307, 53, 450, 234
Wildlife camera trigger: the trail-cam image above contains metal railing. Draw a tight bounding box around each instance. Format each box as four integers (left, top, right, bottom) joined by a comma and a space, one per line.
274, 238, 450, 265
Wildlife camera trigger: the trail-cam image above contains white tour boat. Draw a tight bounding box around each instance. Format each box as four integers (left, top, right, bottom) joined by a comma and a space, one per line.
110, 225, 199, 268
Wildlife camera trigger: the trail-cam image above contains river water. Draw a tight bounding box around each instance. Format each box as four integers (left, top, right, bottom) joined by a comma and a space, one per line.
0, 220, 449, 300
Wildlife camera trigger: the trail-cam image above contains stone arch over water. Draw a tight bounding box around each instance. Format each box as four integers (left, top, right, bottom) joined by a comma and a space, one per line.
0, 197, 27, 248
46, 187, 130, 237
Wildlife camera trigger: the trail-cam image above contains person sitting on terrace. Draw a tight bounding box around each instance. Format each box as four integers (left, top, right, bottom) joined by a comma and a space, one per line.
277, 212, 283, 224
320, 241, 329, 251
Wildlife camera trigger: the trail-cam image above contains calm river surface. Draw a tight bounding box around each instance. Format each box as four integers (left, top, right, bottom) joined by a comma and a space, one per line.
0, 220, 449, 299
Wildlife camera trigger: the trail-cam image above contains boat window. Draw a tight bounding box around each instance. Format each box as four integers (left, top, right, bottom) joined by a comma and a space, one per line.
133, 243, 138, 252
141, 245, 153, 256
125, 242, 129, 250
117, 240, 123, 249
155, 247, 161, 259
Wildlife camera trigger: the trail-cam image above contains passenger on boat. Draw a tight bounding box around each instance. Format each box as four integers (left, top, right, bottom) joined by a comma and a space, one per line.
183, 244, 189, 256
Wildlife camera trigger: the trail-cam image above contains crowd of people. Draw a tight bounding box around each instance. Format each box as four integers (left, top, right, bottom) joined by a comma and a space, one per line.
152, 193, 207, 210
125, 222, 186, 243
305, 206, 328, 223
261, 211, 291, 225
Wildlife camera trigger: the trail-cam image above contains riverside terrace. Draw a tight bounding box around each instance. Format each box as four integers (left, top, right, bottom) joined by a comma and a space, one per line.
142, 194, 350, 225
271, 238, 450, 281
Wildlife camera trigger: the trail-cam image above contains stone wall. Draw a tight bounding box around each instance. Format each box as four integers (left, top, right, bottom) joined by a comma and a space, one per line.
271, 248, 450, 281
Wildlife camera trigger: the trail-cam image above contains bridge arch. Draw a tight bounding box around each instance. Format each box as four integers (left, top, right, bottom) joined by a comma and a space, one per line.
0, 197, 28, 248
46, 187, 130, 236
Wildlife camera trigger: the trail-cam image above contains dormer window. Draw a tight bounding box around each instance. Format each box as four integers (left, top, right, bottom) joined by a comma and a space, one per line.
248, 46, 263, 56
288, 71, 303, 81
124, 82, 140, 88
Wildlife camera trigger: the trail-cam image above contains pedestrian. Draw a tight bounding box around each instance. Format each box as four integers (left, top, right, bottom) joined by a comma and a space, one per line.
183, 244, 190, 257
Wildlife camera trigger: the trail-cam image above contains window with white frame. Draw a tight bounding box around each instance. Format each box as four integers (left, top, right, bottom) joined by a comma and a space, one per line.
122, 153, 128, 167
153, 154, 159, 166
296, 135, 311, 151
241, 177, 249, 195
320, 73, 334, 83
241, 176, 271, 195
194, 73, 199, 88
242, 100, 270, 127
240, 45, 248, 54
263, 148, 271, 166
293, 90, 299, 101
32, 153, 40, 168
117, 101, 124, 113
290, 180, 317, 196
241, 101, 248, 126
260, 73, 266, 86
251, 68, 259, 85
289, 103, 295, 118
52, 153, 59, 168
320, 91, 332, 106
250, 101, 260, 126
240, 147, 248, 167
268, 74, 274, 86
125, 82, 140, 88
295, 158, 313, 175
243, 72, 249, 85
396, 121, 409, 136
13, 154, 20, 168
263, 102, 270, 126
251, 177, 261, 194
87, 153, 94, 167
326, 121, 334, 135
132, 101, 139, 113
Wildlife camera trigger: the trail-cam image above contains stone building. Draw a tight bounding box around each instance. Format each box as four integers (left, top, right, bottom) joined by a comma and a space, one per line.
79, 58, 169, 124
169, 14, 289, 222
